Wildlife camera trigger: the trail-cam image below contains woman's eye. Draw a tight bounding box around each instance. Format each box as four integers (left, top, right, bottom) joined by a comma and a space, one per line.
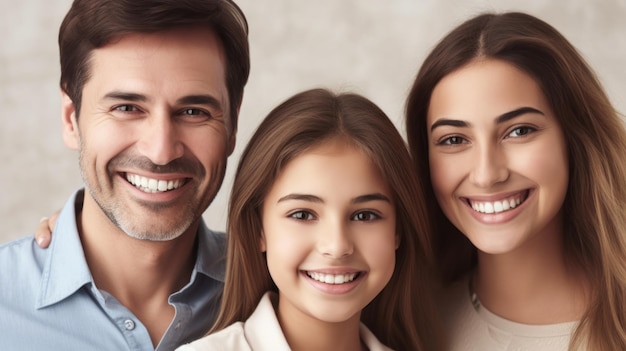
352, 211, 380, 221
439, 136, 466, 145
507, 126, 536, 138
288, 211, 314, 221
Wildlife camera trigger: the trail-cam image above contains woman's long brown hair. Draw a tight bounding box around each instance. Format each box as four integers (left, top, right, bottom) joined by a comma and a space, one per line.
406, 12, 626, 350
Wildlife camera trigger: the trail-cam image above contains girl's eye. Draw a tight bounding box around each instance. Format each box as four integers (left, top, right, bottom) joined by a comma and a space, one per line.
438, 136, 467, 145
507, 126, 536, 138
351, 211, 380, 221
288, 211, 315, 221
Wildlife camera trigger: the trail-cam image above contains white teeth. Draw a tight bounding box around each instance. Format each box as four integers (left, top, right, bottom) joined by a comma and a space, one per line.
126, 174, 185, 193
470, 195, 524, 214
484, 202, 494, 214
493, 201, 503, 213
307, 272, 357, 285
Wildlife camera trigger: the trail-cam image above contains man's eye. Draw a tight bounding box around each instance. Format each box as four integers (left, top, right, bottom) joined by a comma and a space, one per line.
114, 105, 139, 112
288, 211, 314, 221
352, 211, 380, 221
181, 108, 211, 117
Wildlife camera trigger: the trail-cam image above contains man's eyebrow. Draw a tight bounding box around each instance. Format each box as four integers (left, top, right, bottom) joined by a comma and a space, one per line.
102, 91, 148, 102
430, 106, 545, 132
176, 94, 223, 110
101, 92, 223, 111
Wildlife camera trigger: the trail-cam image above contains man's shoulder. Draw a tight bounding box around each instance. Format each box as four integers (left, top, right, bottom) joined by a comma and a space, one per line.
0, 234, 36, 250
0, 235, 44, 274
201, 226, 227, 243
0, 234, 47, 291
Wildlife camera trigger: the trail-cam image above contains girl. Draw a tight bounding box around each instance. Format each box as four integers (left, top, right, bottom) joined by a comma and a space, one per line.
178, 88, 441, 350
405, 12, 626, 350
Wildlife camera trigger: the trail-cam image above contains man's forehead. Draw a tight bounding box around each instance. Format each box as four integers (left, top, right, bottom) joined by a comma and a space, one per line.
86, 28, 229, 101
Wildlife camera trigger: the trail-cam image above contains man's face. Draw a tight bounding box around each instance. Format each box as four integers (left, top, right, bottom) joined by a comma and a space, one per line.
61, 27, 235, 241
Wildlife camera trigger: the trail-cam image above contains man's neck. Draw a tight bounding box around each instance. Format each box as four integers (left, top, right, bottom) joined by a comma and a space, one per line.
77, 194, 198, 346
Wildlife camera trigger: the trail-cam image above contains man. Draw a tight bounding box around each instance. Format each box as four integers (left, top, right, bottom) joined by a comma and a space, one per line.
0, 0, 249, 350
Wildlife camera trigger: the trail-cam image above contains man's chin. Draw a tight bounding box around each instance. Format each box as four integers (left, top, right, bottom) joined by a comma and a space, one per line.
118, 219, 193, 242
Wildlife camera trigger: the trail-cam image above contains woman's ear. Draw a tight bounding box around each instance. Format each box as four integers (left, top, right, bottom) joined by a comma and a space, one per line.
395, 232, 401, 250
260, 231, 267, 252
61, 90, 79, 150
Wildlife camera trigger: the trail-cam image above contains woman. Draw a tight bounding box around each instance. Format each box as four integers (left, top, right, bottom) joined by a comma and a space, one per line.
406, 11, 626, 350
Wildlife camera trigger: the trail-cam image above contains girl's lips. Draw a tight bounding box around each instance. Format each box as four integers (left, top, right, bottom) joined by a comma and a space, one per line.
304, 271, 360, 285
301, 270, 365, 294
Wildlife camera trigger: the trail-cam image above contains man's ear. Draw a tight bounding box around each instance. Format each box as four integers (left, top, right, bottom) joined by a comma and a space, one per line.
227, 132, 237, 156
61, 90, 79, 150
226, 107, 239, 156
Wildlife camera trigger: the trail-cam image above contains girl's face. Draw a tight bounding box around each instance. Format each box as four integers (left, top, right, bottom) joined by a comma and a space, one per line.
427, 59, 569, 255
261, 138, 397, 326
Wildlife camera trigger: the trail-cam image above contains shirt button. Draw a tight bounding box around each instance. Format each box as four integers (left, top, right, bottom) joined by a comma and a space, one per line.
175, 322, 181, 330
123, 319, 135, 331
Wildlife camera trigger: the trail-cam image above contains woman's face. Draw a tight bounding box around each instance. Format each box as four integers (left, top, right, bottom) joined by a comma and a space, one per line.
426, 59, 569, 255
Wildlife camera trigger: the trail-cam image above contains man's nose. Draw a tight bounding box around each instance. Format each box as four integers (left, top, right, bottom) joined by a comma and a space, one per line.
137, 113, 184, 166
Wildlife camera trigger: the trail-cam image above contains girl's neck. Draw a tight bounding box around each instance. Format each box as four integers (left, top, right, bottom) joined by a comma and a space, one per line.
275, 296, 366, 351
473, 221, 589, 325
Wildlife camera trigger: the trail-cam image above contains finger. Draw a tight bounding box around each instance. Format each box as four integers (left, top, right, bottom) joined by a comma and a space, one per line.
35, 217, 52, 249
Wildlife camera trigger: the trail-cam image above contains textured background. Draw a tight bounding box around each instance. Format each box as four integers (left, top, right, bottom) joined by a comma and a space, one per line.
2, 0, 625, 243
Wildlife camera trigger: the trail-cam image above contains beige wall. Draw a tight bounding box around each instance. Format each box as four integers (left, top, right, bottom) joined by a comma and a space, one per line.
2, 0, 625, 243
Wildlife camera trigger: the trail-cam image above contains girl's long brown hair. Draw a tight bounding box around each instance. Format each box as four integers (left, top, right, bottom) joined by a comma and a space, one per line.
212, 88, 441, 350
406, 12, 626, 350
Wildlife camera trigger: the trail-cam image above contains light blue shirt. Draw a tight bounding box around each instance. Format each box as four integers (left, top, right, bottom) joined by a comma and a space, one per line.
0, 190, 226, 351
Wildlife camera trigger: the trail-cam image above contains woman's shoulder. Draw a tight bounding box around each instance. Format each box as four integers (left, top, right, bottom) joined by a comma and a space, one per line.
176, 292, 290, 351
176, 322, 249, 351
438, 275, 473, 321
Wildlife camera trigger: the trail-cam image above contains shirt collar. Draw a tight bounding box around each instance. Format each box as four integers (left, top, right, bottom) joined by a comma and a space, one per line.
37, 190, 93, 309
191, 220, 226, 283
36, 189, 227, 308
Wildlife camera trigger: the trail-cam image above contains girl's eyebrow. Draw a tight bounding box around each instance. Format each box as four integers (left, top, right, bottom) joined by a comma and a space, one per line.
277, 194, 322, 203
430, 106, 545, 132
276, 193, 390, 204
353, 193, 391, 204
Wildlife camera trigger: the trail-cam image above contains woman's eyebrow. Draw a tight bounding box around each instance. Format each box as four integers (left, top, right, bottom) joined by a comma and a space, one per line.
495, 106, 544, 124
430, 106, 545, 132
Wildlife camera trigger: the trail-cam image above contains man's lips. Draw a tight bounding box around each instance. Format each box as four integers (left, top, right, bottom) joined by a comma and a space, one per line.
125, 173, 189, 193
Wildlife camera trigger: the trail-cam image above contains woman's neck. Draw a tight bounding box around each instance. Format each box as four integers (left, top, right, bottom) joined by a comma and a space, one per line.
473, 222, 589, 324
